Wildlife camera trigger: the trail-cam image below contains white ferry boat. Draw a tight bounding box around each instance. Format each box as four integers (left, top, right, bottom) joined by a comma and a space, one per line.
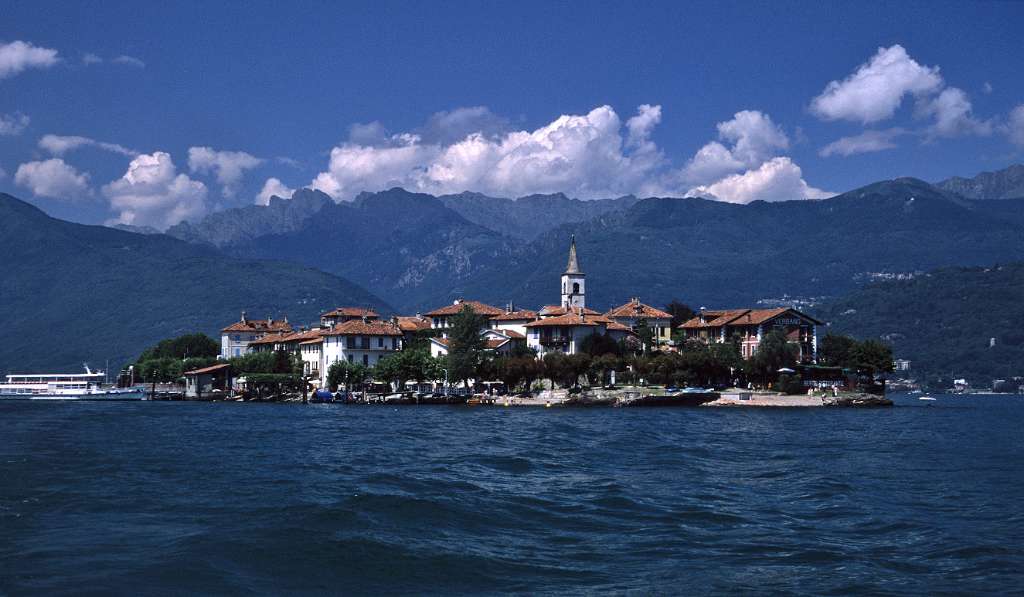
0, 366, 145, 400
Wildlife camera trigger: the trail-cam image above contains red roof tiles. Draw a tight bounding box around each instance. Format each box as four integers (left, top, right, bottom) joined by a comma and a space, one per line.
605, 299, 672, 320
322, 320, 402, 336
424, 300, 505, 317
221, 318, 293, 333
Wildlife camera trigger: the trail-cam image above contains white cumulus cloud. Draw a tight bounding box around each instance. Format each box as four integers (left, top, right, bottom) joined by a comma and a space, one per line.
310, 104, 667, 200
820, 128, 906, 157
255, 177, 295, 206
187, 147, 263, 198
681, 110, 790, 185
0, 40, 60, 80
918, 87, 992, 139
103, 151, 208, 229
810, 45, 943, 124
0, 112, 30, 136
112, 55, 145, 68
14, 158, 92, 199
688, 157, 832, 204
1006, 105, 1024, 148
39, 134, 136, 156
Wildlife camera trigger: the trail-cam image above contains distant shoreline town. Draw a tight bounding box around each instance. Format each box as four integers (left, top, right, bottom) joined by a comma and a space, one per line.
160, 236, 890, 407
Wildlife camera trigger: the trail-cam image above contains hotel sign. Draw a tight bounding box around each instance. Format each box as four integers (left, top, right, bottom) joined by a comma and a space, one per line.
773, 317, 804, 325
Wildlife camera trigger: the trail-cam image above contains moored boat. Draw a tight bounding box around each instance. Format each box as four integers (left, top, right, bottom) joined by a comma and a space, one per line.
0, 366, 145, 400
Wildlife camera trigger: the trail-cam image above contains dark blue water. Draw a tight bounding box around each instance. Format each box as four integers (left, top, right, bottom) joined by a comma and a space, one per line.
2, 394, 1023, 595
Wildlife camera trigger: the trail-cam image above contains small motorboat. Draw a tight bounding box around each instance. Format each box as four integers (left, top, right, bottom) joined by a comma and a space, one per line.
919, 395, 937, 401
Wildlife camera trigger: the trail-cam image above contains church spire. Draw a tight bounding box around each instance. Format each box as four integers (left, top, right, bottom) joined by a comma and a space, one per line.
565, 234, 581, 274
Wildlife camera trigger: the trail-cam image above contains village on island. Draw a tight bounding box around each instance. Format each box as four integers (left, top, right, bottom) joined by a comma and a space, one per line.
154, 236, 892, 408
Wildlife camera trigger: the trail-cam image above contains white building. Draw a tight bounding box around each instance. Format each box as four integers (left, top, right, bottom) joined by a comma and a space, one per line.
604, 298, 674, 347
219, 311, 293, 358
321, 319, 403, 369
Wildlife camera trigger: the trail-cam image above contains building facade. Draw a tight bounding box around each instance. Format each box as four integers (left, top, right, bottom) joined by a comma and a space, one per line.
605, 298, 673, 347
679, 307, 821, 362
320, 319, 403, 368
220, 312, 293, 358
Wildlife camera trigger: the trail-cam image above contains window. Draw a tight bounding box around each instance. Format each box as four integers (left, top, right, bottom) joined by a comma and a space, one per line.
233, 348, 240, 356
572, 282, 580, 294
378, 337, 384, 348
362, 354, 368, 366
347, 354, 353, 363
233, 334, 240, 342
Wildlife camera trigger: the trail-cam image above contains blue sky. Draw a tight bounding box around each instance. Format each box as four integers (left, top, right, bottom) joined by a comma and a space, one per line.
2, 0, 1023, 228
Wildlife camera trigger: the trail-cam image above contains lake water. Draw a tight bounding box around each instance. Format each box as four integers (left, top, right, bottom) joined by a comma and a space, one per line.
2, 394, 1023, 594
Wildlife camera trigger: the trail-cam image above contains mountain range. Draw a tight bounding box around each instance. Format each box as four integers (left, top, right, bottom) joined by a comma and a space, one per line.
819, 262, 1024, 384
164, 165, 1024, 314
4, 163, 1024, 374
0, 193, 390, 372
937, 164, 1024, 200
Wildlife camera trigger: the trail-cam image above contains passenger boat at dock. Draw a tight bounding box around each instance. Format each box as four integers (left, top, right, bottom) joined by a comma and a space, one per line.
0, 366, 145, 400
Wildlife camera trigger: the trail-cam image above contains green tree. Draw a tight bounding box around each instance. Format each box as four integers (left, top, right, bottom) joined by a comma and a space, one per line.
138, 332, 219, 362
636, 317, 654, 353
447, 304, 487, 387
747, 329, 797, 386
665, 300, 696, 330
327, 360, 349, 391
579, 332, 620, 357
819, 333, 857, 368
850, 339, 894, 374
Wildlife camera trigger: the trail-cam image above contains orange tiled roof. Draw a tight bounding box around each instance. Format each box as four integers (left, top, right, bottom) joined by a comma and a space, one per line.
492, 309, 538, 321
424, 300, 504, 317
184, 363, 231, 375
679, 308, 822, 329
395, 316, 431, 332
322, 320, 402, 336
606, 321, 632, 331
321, 307, 379, 319
605, 299, 672, 320
221, 318, 293, 333
538, 305, 602, 317
525, 311, 604, 327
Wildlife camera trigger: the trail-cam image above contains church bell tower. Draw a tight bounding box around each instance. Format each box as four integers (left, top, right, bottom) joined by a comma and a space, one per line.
561, 235, 586, 310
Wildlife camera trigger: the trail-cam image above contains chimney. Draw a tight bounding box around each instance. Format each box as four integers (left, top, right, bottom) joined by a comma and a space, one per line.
241, 310, 247, 323
507, 301, 514, 313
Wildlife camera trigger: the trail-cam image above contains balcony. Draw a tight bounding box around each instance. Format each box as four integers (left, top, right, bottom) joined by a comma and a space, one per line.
540, 336, 570, 347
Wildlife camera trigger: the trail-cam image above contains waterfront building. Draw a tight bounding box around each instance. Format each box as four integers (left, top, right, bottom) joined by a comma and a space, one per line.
424, 299, 504, 337
320, 307, 379, 329
320, 319, 403, 368
679, 307, 821, 362
184, 363, 232, 398
298, 336, 323, 381
220, 312, 292, 358
893, 359, 912, 371
604, 298, 673, 347
525, 309, 612, 356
